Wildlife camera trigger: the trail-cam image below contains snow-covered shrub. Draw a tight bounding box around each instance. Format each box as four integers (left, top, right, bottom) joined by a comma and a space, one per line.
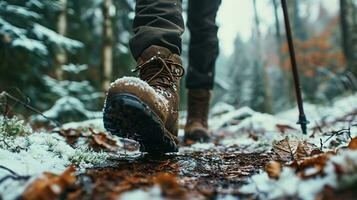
0, 1, 83, 110
0, 116, 32, 137
69, 146, 108, 167
32, 96, 101, 124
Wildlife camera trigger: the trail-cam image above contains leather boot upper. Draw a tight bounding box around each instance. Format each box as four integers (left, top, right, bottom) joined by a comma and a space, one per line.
184, 89, 211, 142
107, 45, 184, 138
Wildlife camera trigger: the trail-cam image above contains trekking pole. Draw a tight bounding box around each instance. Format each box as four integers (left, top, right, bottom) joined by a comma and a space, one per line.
281, 0, 309, 134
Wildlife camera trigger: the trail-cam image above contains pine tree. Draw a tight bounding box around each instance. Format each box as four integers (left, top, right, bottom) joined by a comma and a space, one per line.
0, 0, 83, 109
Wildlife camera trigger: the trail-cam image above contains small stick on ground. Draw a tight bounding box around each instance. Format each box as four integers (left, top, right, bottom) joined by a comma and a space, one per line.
0, 165, 30, 184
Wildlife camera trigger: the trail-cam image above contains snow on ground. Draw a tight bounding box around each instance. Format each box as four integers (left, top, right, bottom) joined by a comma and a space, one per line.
0, 117, 110, 200
205, 93, 357, 153
205, 93, 357, 200
119, 186, 163, 200
240, 149, 357, 200
276, 93, 357, 125
0, 93, 356, 199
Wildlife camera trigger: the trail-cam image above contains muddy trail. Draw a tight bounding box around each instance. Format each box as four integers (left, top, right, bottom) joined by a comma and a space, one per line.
59, 105, 357, 200
74, 143, 271, 200
2, 96, 356, 200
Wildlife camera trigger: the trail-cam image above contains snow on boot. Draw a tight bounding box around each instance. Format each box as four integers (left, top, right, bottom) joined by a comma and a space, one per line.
184, 89, 211, 143
103, 45, 184, 154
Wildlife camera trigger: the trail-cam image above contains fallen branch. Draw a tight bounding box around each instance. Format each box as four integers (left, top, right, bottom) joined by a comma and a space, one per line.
0, 91, 61, 127
0, 165, 30, 184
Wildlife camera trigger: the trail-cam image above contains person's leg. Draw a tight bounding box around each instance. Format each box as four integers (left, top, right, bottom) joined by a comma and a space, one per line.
104, 0, 185, 154
129, 0, 184, 60
186, 0, 221, 89
184, 0, 221, 142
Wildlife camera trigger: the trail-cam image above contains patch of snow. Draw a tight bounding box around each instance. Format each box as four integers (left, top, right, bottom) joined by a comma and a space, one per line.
225, 112, 299, 133
119, 185, 163, 200
0, 17, 27, 37
62, 64, 88, 74
240, 149, 357, 200
12, 38, 48, 55
276, 93, 357, 125
33, 24, 83, 50
61, 118, 104, 132
0, 118, 111, 200
33, 96, 101, 123
2, 3, 41, 19
210, 102, 236, 116
209, 106, 255, 130
43, 75, 95, 97
179, 142, 215, 153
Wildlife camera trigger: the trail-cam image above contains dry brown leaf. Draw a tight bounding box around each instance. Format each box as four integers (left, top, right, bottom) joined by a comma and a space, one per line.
298, 152, 334, 169
22, 165, 76, 200
295, 152, 335, 178
59, 128, 82, 145
348, 136, 357, 150
272, 137, 317, 163
89, 128, 118, 151
155, 173, 185, 198
265, 161, 282, 179
276, 124, 297, 134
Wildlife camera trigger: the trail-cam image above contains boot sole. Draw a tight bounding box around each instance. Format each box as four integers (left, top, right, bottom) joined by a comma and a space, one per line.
103, 93, 178, 154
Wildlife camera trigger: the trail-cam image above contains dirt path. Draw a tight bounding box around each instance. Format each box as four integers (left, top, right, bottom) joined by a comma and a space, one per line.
70, 142, 271, 199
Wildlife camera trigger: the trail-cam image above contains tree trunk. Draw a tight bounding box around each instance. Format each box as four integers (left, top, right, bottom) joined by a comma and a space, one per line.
101, 0, 114, 91
253, 0, 273, 113
340, 0, 357, 77
286, 0, 306, 40
273, 0, 282, 45
55, 0, 67, 80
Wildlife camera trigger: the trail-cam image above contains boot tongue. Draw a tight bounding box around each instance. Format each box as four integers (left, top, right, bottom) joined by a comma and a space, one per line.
138, 45, 182, 65
139, 45, 172, 62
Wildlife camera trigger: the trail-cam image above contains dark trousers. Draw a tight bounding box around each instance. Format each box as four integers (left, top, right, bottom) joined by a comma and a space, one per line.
130, 0, 221, 89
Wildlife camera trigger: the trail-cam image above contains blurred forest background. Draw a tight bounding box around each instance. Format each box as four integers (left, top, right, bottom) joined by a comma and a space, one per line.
0, 0, 356, 124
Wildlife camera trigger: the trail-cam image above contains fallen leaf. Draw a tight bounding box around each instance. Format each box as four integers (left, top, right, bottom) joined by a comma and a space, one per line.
59, 128, 82, 145
155, 173, 185, 198
295, 152, 334, 178
265, 161, 281, 179
89, 128, 118, 151
276, 124, 297, 134
272, 137, 317, 163
22, 165, 76, 200
348, 136, 357, 150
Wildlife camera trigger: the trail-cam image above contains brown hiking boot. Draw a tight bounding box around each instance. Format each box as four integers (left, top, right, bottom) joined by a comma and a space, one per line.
103, 45, 184, 154
184, 89, 211, 143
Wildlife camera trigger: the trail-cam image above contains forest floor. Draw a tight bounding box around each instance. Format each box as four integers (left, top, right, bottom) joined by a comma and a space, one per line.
1, 93, 357, 200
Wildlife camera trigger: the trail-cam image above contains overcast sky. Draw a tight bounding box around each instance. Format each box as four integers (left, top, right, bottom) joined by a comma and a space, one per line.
216, 0, 339, 56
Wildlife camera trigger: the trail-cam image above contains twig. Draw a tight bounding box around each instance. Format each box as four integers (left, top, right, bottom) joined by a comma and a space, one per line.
0, 165, 30, 184
0, 175, 30, 184
319, 128, 352, 149
0, 91, 61, 127
0, 138, 11, 149
0, 165, 17, 175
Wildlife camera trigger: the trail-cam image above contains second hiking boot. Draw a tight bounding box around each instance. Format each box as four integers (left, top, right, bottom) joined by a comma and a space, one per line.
103, 45, 184, 154
184, 89, 211, 142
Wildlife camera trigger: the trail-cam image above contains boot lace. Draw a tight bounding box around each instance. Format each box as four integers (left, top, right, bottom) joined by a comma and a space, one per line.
132, 56, 184, 91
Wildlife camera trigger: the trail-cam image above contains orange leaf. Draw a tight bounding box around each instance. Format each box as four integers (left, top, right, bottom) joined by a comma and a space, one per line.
265, 161, 281, 179
348, 137, 357, 150
89, 128, 118, 151
155, 173, 185, 198
22, 166, 76, 200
